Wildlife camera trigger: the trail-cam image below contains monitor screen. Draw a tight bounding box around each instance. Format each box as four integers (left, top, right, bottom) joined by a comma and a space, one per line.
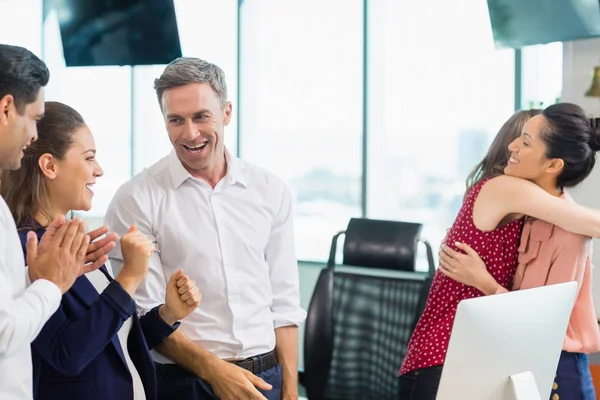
51, 0, 182, 67
437, 282, 577, 400
487, 0, 600, 48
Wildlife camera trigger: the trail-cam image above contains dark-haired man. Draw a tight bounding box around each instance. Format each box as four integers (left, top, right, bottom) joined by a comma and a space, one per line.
0, 44, 113, 399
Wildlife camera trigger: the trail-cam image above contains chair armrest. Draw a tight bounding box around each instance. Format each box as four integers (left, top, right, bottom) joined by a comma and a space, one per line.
326, 231, 346, 269
419, 238, 436, 275
298, 369, 306, 387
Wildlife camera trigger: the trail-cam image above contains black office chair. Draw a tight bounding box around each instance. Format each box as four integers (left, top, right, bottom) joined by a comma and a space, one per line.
300, 218, 435, 400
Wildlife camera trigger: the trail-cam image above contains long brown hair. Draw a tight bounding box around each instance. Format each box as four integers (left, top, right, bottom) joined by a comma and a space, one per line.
1, 101, 85, 228
465, 109, 542, 194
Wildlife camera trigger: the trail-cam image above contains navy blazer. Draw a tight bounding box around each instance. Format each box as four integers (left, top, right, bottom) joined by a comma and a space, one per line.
19, 224, 179, 400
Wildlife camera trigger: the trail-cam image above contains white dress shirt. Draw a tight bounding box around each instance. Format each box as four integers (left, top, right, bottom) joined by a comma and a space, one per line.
0, 196, 62, 400
104, 149, 306, 362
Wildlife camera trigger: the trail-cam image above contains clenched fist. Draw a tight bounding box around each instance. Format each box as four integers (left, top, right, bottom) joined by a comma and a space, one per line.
115, 225, 154, 296
159, 269, 201, 325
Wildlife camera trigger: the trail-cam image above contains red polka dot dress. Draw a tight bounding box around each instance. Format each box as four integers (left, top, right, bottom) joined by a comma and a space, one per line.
399, 178, 523, 375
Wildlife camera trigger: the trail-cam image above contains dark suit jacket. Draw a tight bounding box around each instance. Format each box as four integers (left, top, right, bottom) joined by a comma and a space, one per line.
19, 224, 179, 400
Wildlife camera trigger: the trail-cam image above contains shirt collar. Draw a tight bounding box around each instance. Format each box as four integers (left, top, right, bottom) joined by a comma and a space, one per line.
224, 148, 248, 188
168, 147, 247, 189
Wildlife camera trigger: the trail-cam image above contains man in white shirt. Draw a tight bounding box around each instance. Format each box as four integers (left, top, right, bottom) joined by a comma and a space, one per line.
105, 57, 306, 400
0, 44, 102, 400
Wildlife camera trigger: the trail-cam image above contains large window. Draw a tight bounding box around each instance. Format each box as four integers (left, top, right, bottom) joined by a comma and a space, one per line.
132, 65, 171, 174
521, 42, 563, 109
236, 0, 567, 264
366, 0, 515, 269
0, 0, 42, 56
239, 0, 364, 262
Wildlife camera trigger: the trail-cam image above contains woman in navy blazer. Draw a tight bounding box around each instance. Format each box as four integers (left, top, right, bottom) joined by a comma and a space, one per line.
0, 101, 202, 400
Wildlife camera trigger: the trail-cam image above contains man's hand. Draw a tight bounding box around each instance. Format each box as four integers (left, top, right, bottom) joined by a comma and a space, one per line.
83, 225, 118, 274
160, 269, 201, 325
205, 360, 272, 400
36, 215, 67, 254
27, 218, 90, 294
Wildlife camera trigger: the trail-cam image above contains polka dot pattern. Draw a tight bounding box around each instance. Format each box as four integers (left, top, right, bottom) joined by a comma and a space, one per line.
399, 178, 523, 375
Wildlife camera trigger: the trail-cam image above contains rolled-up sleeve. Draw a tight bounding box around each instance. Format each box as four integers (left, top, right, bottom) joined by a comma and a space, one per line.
266, 183, 307, 329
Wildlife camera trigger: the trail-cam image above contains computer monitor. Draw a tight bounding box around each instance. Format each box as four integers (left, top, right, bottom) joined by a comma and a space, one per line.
436, 281, 578, 400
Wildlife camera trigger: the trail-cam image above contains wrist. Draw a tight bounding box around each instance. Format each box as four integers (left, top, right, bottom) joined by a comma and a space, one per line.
282, 387, 299, 399
158, 305, 178, 326
478, 274, 499, 295
29, 264, 69, 294
115, 272, 141, 296
197, 353, 222, 381
281, 366, 298, 396
27, 260, 46, 283
282, 386, 299, 400
28, 267, 39, 283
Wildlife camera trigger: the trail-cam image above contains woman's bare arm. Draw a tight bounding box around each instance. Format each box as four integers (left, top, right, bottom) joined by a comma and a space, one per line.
473, 175, 600, 237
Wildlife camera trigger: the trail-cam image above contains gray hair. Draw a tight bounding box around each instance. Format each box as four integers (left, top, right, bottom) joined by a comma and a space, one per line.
153, 57, 228, 107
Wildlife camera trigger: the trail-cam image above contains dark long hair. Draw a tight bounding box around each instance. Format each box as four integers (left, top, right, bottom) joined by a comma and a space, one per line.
465, 109, 542, 194
541, 102, 600, 188
1, 101, 85, 227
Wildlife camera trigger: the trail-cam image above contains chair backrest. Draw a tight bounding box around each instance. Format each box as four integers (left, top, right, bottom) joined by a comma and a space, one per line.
304, 218, 435, 400
327, 218, 429, 272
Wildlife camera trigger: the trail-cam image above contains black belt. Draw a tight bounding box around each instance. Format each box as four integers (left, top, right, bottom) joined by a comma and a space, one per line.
228, 350, 278, 374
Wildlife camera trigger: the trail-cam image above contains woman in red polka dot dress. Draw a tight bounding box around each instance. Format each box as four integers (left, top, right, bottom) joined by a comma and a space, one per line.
398, 105, 600, 400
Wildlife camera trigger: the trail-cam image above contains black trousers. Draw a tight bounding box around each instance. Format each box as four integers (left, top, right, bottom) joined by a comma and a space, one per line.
397, 366, 443, 400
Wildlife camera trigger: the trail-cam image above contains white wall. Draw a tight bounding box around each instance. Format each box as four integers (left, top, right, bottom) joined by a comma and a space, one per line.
562, 38, 600, 316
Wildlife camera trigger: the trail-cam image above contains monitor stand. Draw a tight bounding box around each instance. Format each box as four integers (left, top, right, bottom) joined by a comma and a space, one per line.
509, 372, 542, 400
